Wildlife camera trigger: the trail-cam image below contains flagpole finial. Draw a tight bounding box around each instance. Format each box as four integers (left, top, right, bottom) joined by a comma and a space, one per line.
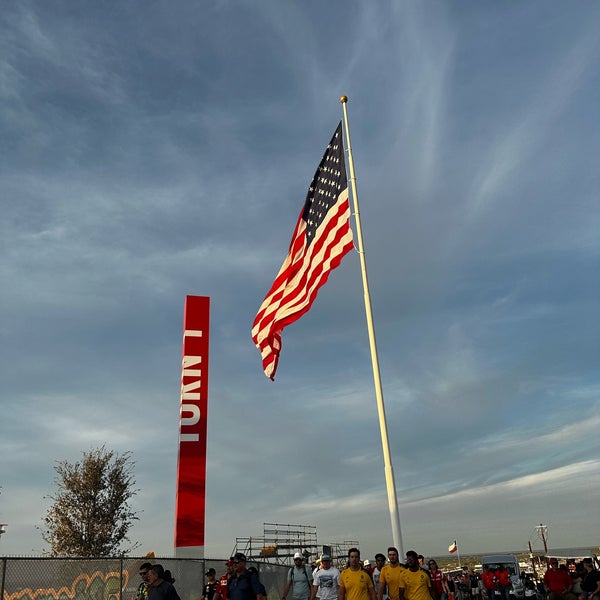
340, 95, 348, 103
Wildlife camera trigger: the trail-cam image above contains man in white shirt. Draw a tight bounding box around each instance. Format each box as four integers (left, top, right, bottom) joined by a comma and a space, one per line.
311, 555, 341, 600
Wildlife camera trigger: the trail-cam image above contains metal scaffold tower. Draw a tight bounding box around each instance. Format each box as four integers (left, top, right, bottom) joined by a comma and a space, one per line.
233, 522, 359, 568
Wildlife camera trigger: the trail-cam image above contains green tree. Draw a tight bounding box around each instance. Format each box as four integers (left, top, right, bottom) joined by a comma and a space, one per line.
41, 446, 139, 556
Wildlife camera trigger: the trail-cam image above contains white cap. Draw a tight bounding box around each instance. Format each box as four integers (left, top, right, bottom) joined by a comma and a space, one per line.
294, 552, 303, 559
363, 559, 371, 566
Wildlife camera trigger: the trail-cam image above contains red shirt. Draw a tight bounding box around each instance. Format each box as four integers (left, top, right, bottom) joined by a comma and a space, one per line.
214, 575, 229, 600
544, 568, 572, 594
430, 569, 446, 595
482, 571, 496, 591
496, 570, 510, 587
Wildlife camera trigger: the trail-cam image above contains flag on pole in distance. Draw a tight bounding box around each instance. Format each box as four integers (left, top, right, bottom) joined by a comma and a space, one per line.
252, 122, 354, 380
448, 541, 458, 553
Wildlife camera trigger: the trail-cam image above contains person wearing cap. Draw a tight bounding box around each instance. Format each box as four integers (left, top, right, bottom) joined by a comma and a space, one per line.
378, 547, 405, 600
339, 548, 376, 600
202, 569, 218, 600
282, 553, 314, 600
544, 559, 577, 600
214, 559, 235, 600
311, 555, 340, 600
228, 553, 267, 600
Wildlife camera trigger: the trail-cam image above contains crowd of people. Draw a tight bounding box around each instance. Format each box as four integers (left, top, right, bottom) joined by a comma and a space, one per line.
136, 553, 268, 600
541, 558, 600, 600
134, 550, 600, 600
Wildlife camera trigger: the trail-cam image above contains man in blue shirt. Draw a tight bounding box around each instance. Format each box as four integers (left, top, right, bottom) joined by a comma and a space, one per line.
147, 565, 180, 600
228, 553, 266, 600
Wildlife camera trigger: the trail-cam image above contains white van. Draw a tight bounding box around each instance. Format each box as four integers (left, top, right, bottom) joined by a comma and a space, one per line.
481, 554, 524, 600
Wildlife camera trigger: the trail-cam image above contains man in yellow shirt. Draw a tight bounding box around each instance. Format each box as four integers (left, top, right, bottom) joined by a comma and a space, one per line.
339, 548, 376, 600
378, 547, 405, 600
398, 551, 438, 600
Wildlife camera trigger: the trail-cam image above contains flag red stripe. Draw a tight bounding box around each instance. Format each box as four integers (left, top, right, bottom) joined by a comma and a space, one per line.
252, 122, 352, 379
252, 191, 351, 333
252, 188, 352, 379
253, 193, 351, 330
273, 199, 352, 324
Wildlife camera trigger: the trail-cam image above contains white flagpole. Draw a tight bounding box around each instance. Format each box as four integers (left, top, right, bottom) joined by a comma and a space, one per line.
340, 95, 404, 556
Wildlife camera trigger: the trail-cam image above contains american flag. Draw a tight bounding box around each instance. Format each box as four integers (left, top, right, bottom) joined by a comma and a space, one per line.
252, 122, 354, 380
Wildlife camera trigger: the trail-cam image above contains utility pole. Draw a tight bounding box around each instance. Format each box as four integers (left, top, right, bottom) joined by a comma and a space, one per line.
528, 540, 538, 579
536, 523, 548, 554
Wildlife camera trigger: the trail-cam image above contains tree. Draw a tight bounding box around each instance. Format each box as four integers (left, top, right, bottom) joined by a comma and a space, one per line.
41, 446, 139, 556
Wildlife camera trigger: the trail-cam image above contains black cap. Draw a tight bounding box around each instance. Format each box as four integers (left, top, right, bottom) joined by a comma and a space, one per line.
206, 568, 216, 576
233, 552, 247, 563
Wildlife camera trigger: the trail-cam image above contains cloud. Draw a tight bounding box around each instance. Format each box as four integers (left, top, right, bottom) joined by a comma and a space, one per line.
468, 27, 600, 216
1, 0, 599, 559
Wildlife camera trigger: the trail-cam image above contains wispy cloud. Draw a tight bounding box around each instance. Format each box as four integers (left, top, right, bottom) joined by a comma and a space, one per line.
468, 28, 600, 216
1, 0, 598, 559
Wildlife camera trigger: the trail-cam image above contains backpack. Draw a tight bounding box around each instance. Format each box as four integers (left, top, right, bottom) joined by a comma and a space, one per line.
289, 566, 311, 586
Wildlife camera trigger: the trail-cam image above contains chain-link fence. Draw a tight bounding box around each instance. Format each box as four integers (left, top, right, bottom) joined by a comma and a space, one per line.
0, 557, 288, 600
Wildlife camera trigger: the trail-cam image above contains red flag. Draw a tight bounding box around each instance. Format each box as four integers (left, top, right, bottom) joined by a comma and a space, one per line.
448, 541, 458, 553
252, 122, 353, 379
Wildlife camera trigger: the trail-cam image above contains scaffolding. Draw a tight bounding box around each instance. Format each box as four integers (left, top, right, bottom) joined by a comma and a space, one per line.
321, 541, 361, 569
232, 522, 359, 568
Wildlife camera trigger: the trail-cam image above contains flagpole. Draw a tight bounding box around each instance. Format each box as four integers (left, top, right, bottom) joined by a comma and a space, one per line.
340, 95, 404, 556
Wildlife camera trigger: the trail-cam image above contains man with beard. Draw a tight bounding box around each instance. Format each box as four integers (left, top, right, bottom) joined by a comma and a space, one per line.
283, 553, 313, 600
339, 548, 376, 600
378, 547, 405, 600
398, 551, 438, 600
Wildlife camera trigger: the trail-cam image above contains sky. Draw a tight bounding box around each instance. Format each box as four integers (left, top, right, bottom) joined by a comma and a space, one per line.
1, 1, 599, 561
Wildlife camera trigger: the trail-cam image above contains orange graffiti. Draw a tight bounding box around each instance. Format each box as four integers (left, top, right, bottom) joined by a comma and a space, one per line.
5, 570, 130, 600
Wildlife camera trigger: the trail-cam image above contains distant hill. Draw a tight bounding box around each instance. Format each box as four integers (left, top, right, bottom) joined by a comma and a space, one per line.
430, 551, 542, 571
430, 547, 600, 572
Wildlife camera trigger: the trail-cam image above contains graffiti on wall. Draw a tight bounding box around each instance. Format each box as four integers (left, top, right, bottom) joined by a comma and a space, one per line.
5, 570, 130, 600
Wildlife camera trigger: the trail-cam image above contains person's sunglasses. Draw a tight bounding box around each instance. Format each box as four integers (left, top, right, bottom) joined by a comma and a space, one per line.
139, 572, 148, 576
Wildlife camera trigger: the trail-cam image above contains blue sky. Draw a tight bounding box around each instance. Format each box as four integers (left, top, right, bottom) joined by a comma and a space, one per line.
1, 1, 599, 560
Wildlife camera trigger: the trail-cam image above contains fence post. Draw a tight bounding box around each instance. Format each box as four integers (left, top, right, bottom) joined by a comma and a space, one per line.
1, 558, 6, 600
120, 556, 124, 600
